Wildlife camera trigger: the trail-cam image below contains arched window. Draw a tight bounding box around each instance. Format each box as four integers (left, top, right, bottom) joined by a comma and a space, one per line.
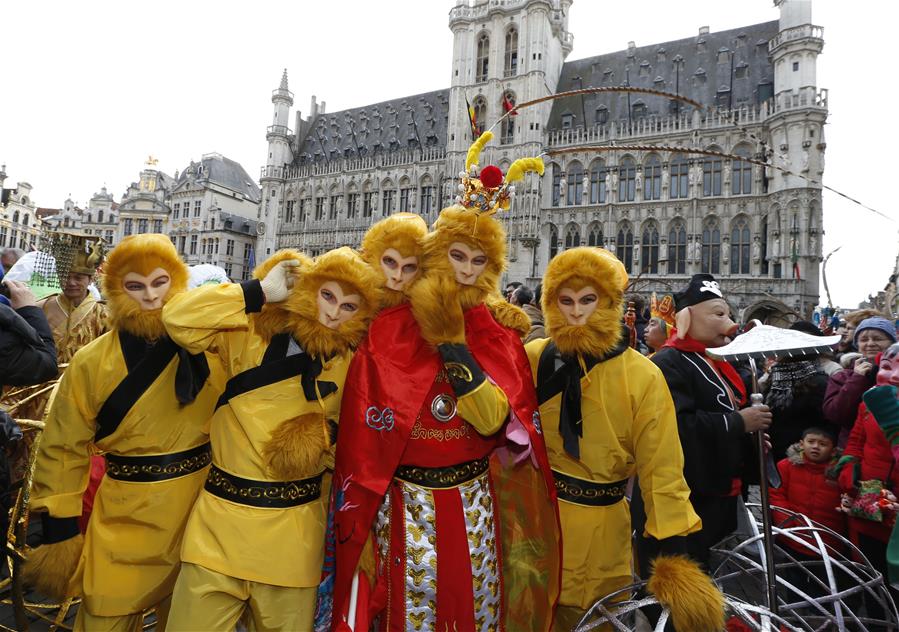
564, 223, 581, 249
476, 33, 490, 82
589, 160, 607, 204
500, 92, 515, 144
12, 210, 19, 223
504, 27, 518, 77
619, 157, 636, 202
670, 154, 689, 199
701, 217, 721, 274
641, 222, 660, 273
732, 146, 752, 195
551, 164, 562, 207
587, 223, 603, 247
472, 97, 487, 137
616, 223, 634, 273
667, 221, 687, 274
22, 214, 29, 227
549, 224, 559, 259
566, 161, 584, 205
643, 155, 661, 200
703, 150, 722, 197
730, 216, 751, 274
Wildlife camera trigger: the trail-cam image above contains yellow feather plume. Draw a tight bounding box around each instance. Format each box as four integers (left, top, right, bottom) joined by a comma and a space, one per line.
465, 131, 494, 172
505, 157, 545, 184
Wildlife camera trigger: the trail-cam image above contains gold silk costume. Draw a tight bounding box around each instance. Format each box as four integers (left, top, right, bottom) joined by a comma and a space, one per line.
525, 338, 700, 609
162, 281, 348, 589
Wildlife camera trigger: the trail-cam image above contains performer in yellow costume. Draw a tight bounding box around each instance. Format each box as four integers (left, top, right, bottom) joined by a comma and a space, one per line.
163, 246, 380, 632
24, 234, 222, 631
526, 247, 724, 632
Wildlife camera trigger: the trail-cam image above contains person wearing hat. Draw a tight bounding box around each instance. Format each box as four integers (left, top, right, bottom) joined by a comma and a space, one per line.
327, 133, 560, 632
23, 234, 222, 630
162, 247, 380, 631
824, 316, 897, 432
528, 248, 723, 632
644, 292, 676, 355
634, 273, 772, 570
5, 233, 108, 422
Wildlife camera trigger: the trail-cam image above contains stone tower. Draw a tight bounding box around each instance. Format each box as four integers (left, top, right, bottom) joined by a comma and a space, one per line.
767, 0, 826, 315
259, 69, 295, 258
447, 0, 574, 278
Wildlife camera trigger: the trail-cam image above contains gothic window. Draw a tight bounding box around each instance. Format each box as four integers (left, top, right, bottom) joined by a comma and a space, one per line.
552, 164, 562, 207
381, 190, 396, 215
298, 198, 307, 222
730, 216, 751, 274
285, 200, 296, 224
363, 192, 375, 218
670, 155, 689, 199
566, 162, 584, 205
732, 146, 752, 195
549, 224, 559, 259
616, 224, 634, 273
420, 184, 435, 214
641, 223, 660, 274
667, 221, 687, 274
98, 210, 104, 223
22, 214, 29, 227
399, 187, 412, 212
703, 155, 722, 197
12, 211, 18, 223
504, 27, 518, 77
587, 223, 603, 247
589, 160, 607, 204
476, 33, 490, 82
619, 157, 636, 202
329, 195, 341, 220
315, 196, 325, 221
564, 223, 580, 250
346, 194, 359, 219
701, 217, 721, 274
643, 155, 661, 200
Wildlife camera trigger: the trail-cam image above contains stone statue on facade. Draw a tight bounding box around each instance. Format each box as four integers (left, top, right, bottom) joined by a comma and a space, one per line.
752, 237, 761, 263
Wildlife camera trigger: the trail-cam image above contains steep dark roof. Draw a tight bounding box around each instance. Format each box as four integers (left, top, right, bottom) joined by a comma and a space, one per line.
176, 154, 261, 203
547, 20, 778, 130
295, 89, 450, 165
218, 211, 260, 236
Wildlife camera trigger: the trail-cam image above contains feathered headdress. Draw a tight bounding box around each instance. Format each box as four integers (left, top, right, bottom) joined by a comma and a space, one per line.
455, 130, 544, 215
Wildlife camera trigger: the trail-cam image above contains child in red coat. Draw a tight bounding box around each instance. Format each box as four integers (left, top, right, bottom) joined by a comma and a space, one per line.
770, 426, 846, 556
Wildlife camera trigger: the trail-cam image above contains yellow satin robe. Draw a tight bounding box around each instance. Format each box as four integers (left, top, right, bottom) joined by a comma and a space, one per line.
162, 283, 349, 588
525, 339, 701, 609
30, 329, 222, 616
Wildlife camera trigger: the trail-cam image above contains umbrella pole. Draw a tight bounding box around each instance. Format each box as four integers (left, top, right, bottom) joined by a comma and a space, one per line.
749, 356, 778, 615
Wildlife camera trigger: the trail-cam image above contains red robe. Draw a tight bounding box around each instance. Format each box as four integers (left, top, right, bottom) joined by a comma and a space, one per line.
329, 302, 560, 631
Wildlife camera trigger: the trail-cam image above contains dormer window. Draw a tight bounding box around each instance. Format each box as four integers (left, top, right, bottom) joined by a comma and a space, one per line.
594, 106, 609, 125
631, 101, 647, 119
656, 47, 667, 62
735, 61, 749, 79
560, 113, 574, 129
639, 60, 651, 77
717, 47, 731, 64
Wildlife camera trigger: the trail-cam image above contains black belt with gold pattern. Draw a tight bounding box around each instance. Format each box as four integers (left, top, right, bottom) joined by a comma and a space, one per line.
105, 442, 211, 483
204, 464, 323, 508
552, 469, 628, 506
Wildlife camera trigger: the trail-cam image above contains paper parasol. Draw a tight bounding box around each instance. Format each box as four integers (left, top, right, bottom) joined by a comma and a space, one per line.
706, 324, 840, 362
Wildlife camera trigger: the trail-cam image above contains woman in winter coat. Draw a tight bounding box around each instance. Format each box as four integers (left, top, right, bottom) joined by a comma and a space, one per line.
823, 317, 896, 433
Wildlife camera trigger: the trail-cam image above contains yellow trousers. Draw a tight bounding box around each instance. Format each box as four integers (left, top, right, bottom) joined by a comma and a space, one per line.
166, 562, 316, 632
74, 596, 169, 632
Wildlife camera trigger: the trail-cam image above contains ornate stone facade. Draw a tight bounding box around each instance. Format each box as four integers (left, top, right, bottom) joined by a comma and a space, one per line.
261, 0, 826, 320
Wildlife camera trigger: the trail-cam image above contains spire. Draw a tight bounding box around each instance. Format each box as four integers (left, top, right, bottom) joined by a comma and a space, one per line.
280, 68, 289, 91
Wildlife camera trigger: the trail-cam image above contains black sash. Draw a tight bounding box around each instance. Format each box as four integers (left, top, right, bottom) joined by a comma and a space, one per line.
204, 464, 322, 508
96, 334, 179, 442
105, 442, 212, 482
552, 469, 628, 507
215, 333, 337, 410
535, 330, 629, 459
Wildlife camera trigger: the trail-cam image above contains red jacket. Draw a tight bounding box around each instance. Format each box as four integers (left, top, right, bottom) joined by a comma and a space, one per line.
769, 446, 846, 555
838, 405, 899, 542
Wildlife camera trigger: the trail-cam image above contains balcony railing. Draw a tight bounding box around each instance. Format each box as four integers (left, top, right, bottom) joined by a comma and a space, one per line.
768, 24, 824, 53
266, 125, 293, 137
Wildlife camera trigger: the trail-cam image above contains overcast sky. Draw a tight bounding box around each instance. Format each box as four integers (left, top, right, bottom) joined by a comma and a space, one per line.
1, 1, 894, 308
